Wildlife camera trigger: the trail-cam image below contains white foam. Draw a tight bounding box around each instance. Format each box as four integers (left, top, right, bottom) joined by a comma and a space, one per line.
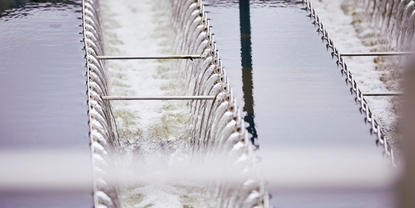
99, 0, 209, 207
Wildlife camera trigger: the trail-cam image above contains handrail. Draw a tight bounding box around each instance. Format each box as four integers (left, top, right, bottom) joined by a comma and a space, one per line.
340, 52, 415, 56
362, 92, 404, 96
101, 96, 215, 100
97, 55, 202, 60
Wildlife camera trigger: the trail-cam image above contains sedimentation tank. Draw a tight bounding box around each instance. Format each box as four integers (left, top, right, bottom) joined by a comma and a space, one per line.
2, 0, 415, 207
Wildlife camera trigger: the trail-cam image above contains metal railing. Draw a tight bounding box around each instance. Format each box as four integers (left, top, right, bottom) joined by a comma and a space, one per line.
101, 96, 215, 100
97, 55, 201, 60
340, 52, 415, 56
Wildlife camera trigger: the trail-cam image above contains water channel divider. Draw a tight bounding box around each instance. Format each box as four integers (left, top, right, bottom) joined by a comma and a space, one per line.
101, 95, 215, 100
97, 55, 201, 60
340, 52, 415, 56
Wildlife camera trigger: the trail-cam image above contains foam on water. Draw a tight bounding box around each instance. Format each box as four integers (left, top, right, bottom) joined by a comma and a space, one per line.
100, 0, 186, 146
99, 0, 214, 207
84, 0, 269, 206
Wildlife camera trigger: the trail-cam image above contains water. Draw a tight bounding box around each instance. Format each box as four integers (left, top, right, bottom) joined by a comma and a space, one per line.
204, 1, 383, 147
0, 0, 88, 148
337, 0, 415, 145
92, 0, 267, 207
0, 0, 92, 207
358, 0, 415, 52
86, 0, 399, 207
204, 0, 396, 207
99, 0, 202, 206
0, 0, 406, 207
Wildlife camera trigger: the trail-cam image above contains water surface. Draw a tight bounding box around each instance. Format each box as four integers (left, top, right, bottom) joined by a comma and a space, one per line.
204, 0, 395, 207
0, 1, 92, 207
0, 0, 88, 148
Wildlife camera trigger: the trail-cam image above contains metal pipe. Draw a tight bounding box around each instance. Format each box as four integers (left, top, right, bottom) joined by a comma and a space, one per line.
341, 52, 415, 57
362, 92, 404, 96
101, 96, 215, 100
97, 55, 202, 60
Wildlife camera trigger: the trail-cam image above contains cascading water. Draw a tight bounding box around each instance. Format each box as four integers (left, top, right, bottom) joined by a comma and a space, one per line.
82, 0, 269, 207
360, 0, 415, 51
342, 0, 415, 75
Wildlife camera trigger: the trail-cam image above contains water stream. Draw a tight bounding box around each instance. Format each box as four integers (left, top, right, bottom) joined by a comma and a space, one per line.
99, 0, 208, 206
85, 0, 267, 207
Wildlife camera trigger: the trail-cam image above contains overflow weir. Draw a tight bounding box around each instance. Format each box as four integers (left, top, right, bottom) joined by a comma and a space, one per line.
83, 0, 269, 207
1, 0, 407, 207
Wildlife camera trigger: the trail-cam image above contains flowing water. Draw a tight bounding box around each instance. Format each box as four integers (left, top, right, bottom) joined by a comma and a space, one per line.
89, 0, 265, 207
99, 0, 208, 206
357, 0, 415, 52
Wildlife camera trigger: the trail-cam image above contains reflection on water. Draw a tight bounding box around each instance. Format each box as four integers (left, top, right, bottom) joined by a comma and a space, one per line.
205, 0, 302, 8
205, 0, 395, 207
239, 0, 258, 146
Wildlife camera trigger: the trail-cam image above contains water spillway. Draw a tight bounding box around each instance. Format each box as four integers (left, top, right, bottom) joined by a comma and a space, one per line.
83, 0, 268, 207
1, 0, 412, 207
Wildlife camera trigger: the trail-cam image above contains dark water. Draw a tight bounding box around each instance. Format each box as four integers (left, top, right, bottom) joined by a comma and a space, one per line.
204, 0, 395, 207
0, 0, 92, 207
